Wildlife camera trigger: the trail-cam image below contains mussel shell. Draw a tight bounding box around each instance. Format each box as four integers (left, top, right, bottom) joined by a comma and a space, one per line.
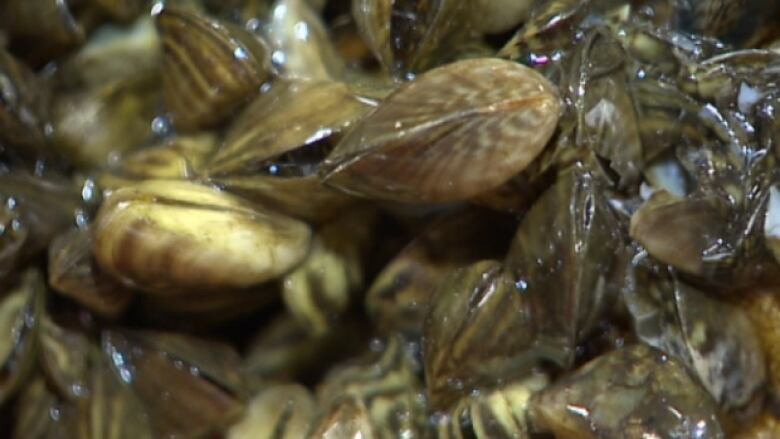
57, 17, 162, 89
14, 377, 80, 439
51, 75, 160, 169
98, 132, 218, 190
435, 372, 548, 439
211, 173, 354, 224
624, 269, 766, 414
209, 79, 374, 176
39, 317, 93, 404
48, 228, 135, 318
101, 329, 247, 437
505, 159, 624, 369
92, 179, 312, 295
424, 260, 541, 410
321, 58, 562, 203
352, 0, 471, 75
0, 270, 45, 405
0, 171, 82, 281
155, 5, 272, 130
366, 208, 515, 336
90, 0, 147, 22
243, 314, 368, 387
266, 0, 346, 80
306, 397, 376, 439
315, 337, 429, 437
468, 0, 534, 35
0, 0, 85, 49
133, 284, 277, 328
0, 48, 52, 161
528, 344, 725, 438
282, 207, 376, 335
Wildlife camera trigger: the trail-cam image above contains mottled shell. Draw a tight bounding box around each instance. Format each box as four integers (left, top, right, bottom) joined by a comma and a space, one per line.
322, 58, 562, 203
529, 345, 725, 439
92, 179, 311, 295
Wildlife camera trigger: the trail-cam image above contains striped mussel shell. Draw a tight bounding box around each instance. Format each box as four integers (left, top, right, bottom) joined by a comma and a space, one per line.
0, 48, 52, 161
155, 5, 272, 131
92, 179, 311, 296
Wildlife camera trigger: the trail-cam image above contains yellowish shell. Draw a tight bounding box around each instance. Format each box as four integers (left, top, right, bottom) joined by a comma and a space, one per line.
93, 179, 311, 295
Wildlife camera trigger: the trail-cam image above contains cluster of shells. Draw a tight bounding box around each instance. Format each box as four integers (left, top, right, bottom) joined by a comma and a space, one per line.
3, 0, 780, 437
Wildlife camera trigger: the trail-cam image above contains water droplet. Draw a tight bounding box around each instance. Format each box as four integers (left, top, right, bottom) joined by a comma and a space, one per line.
566, 404, 590, 418
81, 179, 97, 202
293, 22, 309, 40
446, 378, 464, 390
369, 338, 385, 352
150, 1, 164, 16
246, 19, 262, 33
75, 209, 89, 229
528, 53, 549, 66
151, 115, 172, 136
71, 383, 86, 397
119, 367, 133, 383
271, 50, 286, 66
233, 46, 249, 60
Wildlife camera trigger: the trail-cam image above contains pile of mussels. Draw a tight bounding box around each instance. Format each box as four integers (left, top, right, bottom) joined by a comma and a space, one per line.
4, 0, 780, 437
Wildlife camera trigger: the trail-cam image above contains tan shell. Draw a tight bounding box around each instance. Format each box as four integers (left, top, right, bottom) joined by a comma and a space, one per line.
322, 58, 562, 203
92, 179, 311, 295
